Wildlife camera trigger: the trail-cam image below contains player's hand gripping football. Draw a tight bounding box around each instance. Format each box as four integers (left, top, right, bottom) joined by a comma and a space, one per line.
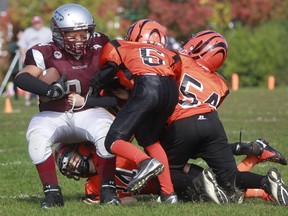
46, 74, 67, 100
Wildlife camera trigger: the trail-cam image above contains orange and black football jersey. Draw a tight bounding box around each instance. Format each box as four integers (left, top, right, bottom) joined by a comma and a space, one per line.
99, 39, 182, 87
168, 55, 229, 124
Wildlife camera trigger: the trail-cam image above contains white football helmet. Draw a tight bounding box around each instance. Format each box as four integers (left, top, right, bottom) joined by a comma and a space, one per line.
51, 3, 96, 56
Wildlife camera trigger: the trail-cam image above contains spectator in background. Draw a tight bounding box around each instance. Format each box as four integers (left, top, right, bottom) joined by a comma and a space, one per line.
7, 30, 23, 100
18, 15, 52, 106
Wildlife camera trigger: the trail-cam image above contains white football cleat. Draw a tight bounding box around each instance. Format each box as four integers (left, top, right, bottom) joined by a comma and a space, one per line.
267, 168, 288, 206
202, 168, 229, 204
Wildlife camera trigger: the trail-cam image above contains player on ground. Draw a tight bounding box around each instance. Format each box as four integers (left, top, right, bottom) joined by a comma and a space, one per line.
54, 139, 286, 204
90, 19, 182, 203
14, 4, 118, 208
160, 30, 288, 206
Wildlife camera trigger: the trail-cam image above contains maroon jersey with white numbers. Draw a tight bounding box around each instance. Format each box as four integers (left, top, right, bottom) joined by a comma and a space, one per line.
24, 32, 109, 112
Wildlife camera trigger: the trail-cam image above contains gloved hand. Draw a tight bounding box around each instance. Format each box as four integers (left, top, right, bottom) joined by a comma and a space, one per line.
46, 74, 67, 99
90, 77, 101, 97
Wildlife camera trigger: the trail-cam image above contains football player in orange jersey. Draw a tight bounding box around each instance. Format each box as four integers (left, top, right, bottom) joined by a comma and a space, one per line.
54, 139, 286, 204
159, 30, 288, 206
67, 28, 287, 205
89, 19, 183, 204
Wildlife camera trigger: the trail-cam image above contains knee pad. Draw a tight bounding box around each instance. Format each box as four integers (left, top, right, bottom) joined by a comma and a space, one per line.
28, 134, 52, 164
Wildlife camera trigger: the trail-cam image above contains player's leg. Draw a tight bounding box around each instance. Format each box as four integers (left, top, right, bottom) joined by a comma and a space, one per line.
106, 112, 163, 194
231, 138, 287, 166
76, 108, 120, 205
234, 139, 287, 201
197, 111, 245, 203
27, 112, 69, 208
146, 76, 179, 204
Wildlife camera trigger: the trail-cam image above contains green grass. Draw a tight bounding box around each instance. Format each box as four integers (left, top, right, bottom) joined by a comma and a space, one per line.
0, 88, 287, 216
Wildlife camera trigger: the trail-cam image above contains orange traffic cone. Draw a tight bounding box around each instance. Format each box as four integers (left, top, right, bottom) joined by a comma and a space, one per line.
4, 96, 13, 114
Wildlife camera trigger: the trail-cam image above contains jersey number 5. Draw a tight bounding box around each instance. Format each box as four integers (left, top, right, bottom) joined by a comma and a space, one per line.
140, 47, 166, 66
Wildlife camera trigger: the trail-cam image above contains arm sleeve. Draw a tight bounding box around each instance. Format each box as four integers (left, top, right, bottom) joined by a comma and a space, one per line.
14, 72, 50, 96
91, 61, 119, 90
85, 96, 118, 108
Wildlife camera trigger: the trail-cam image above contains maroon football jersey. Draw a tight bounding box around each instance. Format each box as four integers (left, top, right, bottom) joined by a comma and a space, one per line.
24, 32, 109, 112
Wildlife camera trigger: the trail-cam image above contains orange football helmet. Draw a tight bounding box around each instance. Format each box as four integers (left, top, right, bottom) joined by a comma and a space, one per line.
125, 19, 167, 48
180, 30, 228, 72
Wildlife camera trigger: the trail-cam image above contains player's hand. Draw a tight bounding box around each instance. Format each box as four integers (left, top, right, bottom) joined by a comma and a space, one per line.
46, 74, 67, 99
68, 93, 85, 107
90, 75, 102, 96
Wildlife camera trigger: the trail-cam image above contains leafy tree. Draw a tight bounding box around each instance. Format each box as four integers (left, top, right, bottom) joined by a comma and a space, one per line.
7, 0, 121, 39
222, 20, 288, 87
2, 0, 288, 87
231, 0, 288, 27
147, 0, 213, 40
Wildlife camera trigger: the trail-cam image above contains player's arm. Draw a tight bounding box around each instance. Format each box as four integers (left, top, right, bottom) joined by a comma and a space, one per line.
68, 93, 118, 108
91, 61, 119, 92
14, 65, 67, 100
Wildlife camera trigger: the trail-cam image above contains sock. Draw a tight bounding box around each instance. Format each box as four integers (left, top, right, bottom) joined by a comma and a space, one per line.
236, 171, 265, 190
95, 156, 116, 183
85, 175, 101, 198
111, 140, 150, 165
145, 142, 174, 195
237, 155, 260, 171
244, 188, 265, 198
36, 154, 58, 185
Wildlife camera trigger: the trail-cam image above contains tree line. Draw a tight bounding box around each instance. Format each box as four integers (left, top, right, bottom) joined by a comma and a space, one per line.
1, 0, 288, 87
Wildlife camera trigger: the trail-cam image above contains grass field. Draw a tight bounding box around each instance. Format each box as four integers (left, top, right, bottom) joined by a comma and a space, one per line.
0, 88, 287, 216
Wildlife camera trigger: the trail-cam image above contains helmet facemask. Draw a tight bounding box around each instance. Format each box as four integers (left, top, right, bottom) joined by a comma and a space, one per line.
55, 144, 90, 180
51, 18, 94, 56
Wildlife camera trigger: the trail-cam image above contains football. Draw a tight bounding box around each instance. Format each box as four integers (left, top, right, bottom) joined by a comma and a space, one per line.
119, 196, 137, 205
38, 67, 61, 102
38, 67, 60, 84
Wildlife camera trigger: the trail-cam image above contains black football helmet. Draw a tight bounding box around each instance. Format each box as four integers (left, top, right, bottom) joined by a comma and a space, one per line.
54, 143, 90, 180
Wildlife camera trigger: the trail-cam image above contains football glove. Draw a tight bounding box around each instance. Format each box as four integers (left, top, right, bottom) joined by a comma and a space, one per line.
46, 74, 67, 99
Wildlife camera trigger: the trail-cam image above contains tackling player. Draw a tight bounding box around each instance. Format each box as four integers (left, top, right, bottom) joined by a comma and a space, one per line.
89, 19, 183, 204
14, 4, 119, 208
160, 30, 288, 206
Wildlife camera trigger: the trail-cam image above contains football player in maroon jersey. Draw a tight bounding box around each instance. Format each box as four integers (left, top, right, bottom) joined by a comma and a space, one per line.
90, 19, 182, 204
14, 4, 119, 208
160, 30, 288, 206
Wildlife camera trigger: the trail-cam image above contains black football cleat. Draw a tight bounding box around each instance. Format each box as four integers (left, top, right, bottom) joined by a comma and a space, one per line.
41, 184, 64, 209
255, 139, 287, 165
100, 180, 121, 205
